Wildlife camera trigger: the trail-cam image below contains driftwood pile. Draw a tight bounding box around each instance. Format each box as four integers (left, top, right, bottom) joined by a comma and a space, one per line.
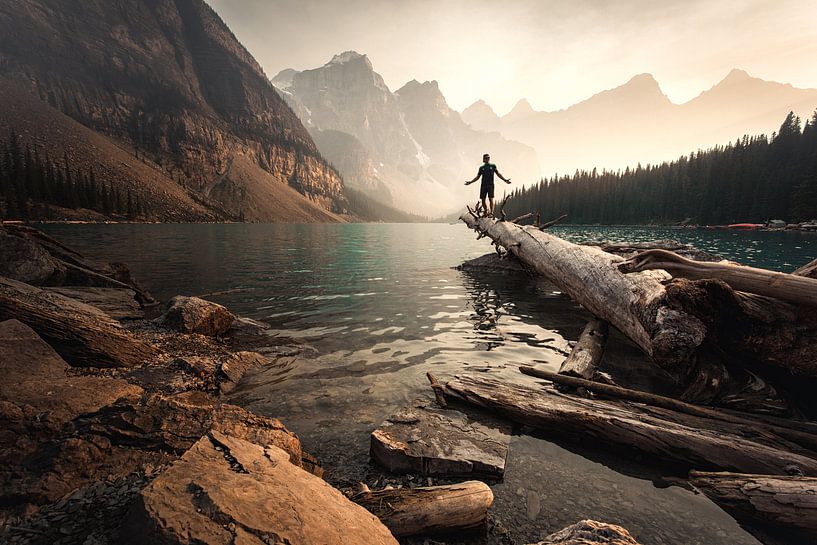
448, 209, 817, 544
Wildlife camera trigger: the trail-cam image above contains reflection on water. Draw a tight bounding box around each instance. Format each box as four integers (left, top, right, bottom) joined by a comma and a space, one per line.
37, 222, 809, 545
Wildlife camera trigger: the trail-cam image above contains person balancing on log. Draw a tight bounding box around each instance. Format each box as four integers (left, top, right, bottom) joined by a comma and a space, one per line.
465, 153, 511, 217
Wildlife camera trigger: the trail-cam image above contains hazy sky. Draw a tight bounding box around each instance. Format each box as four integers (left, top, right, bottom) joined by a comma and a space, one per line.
209, 0, 817, 114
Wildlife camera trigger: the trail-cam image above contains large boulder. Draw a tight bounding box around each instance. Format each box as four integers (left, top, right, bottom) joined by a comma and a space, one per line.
122, 431, 398, 545
2, 388, 321, 509
528, 520, 642, 545
158, 296, 235, 336
0, 228, 66, 285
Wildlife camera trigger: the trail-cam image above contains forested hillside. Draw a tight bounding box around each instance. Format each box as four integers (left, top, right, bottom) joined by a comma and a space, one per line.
506, 111, 817, 224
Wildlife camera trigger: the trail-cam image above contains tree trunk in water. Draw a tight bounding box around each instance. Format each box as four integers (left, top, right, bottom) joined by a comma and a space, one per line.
0, 276, 157, 367
460, 215, 817, 409
689, 471, 817, 541
558, 319, 608, 380
436, 374, 817, 475
619, 249, 817, 307
519, 366, 817, 453
460, 214, 706, 375
351, 481, 493, 537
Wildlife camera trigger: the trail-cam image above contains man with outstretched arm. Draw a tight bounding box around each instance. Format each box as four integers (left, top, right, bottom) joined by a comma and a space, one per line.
465, 153, 511, 217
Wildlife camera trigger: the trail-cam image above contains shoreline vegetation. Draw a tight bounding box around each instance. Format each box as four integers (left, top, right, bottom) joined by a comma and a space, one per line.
2, 221, 817, 544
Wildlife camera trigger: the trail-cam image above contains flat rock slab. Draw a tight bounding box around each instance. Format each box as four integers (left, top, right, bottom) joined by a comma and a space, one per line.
0, 318, 142, 424
123, 431, 397, 545
46, 286, 144, 320
371, 399, 511, 477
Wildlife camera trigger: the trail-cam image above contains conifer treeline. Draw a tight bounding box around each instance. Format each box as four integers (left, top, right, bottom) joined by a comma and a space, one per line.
505, 111, 817, 225
0, 130, 146, 220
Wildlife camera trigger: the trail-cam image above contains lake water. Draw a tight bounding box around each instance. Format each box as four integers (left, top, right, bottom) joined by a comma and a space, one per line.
41, 223, 817, 545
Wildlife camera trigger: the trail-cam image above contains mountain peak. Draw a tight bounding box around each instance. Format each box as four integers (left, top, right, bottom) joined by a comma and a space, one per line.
328, 50, 371, 69
508, 98, 535, 117
463, 99, 496, 114
625, 73, 661, 89
720, 68, 753, 84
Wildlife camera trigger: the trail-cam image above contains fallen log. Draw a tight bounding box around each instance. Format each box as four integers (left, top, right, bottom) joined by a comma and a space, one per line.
558, 319, 608, 381
459, 215, 817, 407
619, 249, 817, 307
520, 366, 817, 453
689, 471, 817, 541
351, 481, 493, 537
0, 276, 157, 367
436, 374, 817, 475
459, 214, 706, 378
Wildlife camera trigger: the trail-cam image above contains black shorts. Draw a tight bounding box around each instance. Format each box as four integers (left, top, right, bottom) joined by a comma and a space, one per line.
480, 182, 494, 199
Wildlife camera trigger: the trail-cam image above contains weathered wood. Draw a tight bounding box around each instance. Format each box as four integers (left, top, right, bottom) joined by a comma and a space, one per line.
538, 213, 568, 230
459, 214, 705, 374
509, 212, 534, 224
460, 215, 817, 409
689, 471, 817, 540
558, 319, 608, 380
0, 276, 157, 367
438, 374, 817, 475
352, 480, 493, 537
794, 257, 817, 279
520, 366, 817, 453
45, 286, 144, 320
620, 249, 817, 307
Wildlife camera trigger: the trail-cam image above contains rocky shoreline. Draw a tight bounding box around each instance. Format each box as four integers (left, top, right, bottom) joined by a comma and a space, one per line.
0, 223, 644, 545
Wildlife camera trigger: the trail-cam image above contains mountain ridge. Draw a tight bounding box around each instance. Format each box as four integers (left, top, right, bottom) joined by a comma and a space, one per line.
274, 51, 540, 216
0, 0, 349, 222
461, 68, 817, 175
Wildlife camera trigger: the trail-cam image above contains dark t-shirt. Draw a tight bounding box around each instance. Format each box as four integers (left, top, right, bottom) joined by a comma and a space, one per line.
478, 163, 497, 185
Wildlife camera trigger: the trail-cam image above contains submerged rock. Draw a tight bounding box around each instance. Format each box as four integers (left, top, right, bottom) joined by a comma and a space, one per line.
456, 252, 527, 273
371, 399, 511, 478
219, 351, 268, 393
158, 295, 235, 336
122, 431, 397, 545
528, 519, 642, 544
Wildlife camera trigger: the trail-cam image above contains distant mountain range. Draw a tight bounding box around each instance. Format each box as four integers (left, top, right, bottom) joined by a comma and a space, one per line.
272, 52, 540, 216
0, 0, 351, 222
462, 70, 817, 176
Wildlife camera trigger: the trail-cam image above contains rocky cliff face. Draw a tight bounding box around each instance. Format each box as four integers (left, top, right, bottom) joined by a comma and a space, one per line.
0, 0, 346, 221
274, 52, 540, 216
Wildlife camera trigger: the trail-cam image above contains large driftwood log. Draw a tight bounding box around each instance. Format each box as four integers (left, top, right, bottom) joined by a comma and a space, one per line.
558, 319, 608, 380
0, 276, 156, 367
460, 214, 705, 371
620, 249, 817, 307
436, 374, 817, 475
689, 471, 817, 541
351, 481, 493, 537
460, 215, 817, 407
520, 366, 817, 453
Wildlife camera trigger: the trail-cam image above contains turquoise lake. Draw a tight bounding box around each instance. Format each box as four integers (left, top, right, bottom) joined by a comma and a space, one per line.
40, 223, 817, 545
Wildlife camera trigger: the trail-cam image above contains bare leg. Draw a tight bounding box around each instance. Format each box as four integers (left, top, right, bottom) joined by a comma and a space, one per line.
481, 197, 488, 217
489, 197, 495, 217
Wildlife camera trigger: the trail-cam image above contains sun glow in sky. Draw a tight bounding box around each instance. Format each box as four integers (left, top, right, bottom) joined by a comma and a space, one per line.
210, 0, 817, 114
